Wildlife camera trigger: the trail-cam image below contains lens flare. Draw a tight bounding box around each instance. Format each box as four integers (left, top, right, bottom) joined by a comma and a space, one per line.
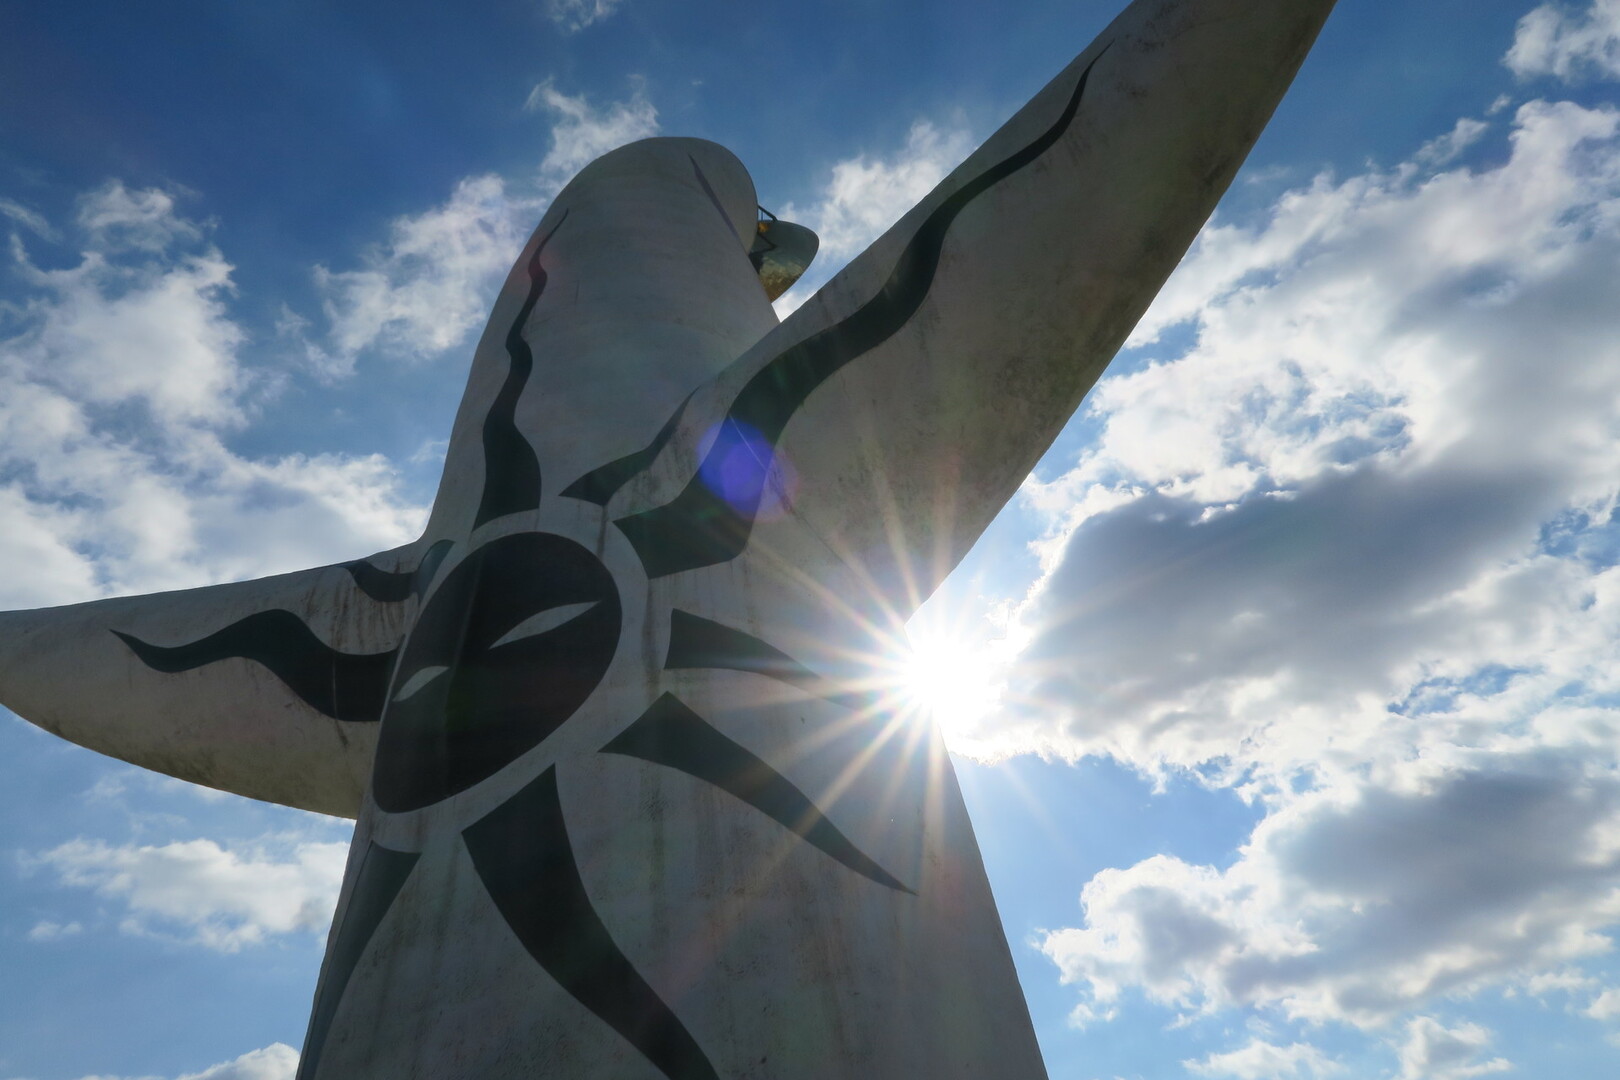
897, 625, 1003, 742
697, 419, 798, 521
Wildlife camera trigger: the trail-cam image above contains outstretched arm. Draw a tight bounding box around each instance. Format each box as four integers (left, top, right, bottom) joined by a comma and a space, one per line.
0, 542, 429, 817
602, 0, 1337, 619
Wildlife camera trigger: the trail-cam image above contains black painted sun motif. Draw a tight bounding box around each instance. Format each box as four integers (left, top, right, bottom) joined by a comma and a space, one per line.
112, 56, 1102, 1080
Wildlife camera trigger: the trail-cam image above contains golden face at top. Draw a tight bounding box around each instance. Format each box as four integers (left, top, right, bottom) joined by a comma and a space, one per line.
750, 210, 819, 301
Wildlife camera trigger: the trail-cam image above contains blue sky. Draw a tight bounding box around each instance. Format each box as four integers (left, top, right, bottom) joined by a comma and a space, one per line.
4, 0, 1620, 1077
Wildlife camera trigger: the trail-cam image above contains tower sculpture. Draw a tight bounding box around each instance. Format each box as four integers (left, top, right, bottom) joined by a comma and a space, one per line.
0, 1, 1337, 1076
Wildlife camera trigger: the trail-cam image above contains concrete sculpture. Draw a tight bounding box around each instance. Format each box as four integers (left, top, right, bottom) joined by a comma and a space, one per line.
0, 0, 1337, 1075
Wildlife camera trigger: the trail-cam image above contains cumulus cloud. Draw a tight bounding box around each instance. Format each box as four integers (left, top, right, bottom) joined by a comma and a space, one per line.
32, 835, 347, 951
42, 1043, 301, 1080
8, 89, 659, 598
947, 50, 1620, 1048
314, 83, 657, 369
543, 0, 623, 33
11, 219, 242, 425
313, 174, 532, 370
974, 96, 1620, 778
1507, 0, 1620, 82
0, 188, 426, 605
1041, 752, 1620, 1027
1395, 1018, 1511, 1080
1586, 987, 1620, 1019
171, 1045, 298, 1080
1185, 1038, 1340, 1079
175, 1045, 298, 1080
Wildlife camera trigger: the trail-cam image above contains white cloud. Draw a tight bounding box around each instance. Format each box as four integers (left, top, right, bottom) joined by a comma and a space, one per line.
32, 1043, 301, 1080
1395, 1018, 1511, 1080
1415, 118, 1491, 168
174, 1044, 298, 1080
313, 174, 534, 371
27, 919, 83, 942
0, 486, 100, 606
313, 83, 658, 369
33, 834, 347, 952
0, 190, 426, 605
1586, 987, 1620, 1019
1507, 0, 1620, 82
11, 225, 243, 426
772, 119, 976, 316
526, 80, 659, 185
543, 0, 623, 33
0, 197, 57, 241
1525, 967, 1597, 996
782, 120, 976, 263
77, 182, 203, 253
1185, 1038, 1340, 1079
853, 47, 1620, 1056
1041, 753, 1620, 1028
971, 97, 1620, 777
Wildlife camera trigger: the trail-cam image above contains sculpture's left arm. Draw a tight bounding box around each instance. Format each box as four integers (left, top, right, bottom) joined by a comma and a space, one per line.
608, 0, 1337, 619
0, 543, 426, 818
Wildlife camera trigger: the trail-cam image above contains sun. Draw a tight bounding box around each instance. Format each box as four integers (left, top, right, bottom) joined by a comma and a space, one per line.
897, 623, 1005, 742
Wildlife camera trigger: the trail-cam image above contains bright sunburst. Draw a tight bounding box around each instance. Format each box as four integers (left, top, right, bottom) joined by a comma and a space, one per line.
897, 623, 1005, 742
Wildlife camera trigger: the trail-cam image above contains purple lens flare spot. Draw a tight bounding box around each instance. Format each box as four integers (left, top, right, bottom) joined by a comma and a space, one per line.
697, 419, 798, 521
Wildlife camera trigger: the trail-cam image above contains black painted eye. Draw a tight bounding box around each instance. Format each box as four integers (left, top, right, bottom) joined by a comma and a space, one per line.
391, 664, 449, 703
487, 601, 600, 649
372, 532, 621, 812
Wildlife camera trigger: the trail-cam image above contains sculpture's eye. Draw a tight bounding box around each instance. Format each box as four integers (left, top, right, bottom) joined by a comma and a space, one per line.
393, 665, 449, 703
490, 601, 599, 650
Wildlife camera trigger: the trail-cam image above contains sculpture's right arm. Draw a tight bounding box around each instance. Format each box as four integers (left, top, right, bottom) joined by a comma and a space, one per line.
607, 0, 1338, 623
0, 545, 422, 818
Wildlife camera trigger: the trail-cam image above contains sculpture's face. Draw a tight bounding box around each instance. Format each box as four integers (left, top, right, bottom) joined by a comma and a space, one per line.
371, 532, 621, 813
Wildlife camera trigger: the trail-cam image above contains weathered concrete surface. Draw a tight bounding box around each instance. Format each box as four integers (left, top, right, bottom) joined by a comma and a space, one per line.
0, 0, 1337, 1076
0, 550, 413, 817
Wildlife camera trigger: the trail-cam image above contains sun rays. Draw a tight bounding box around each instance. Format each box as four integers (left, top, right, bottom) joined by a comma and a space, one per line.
897, 624, 1005, 743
